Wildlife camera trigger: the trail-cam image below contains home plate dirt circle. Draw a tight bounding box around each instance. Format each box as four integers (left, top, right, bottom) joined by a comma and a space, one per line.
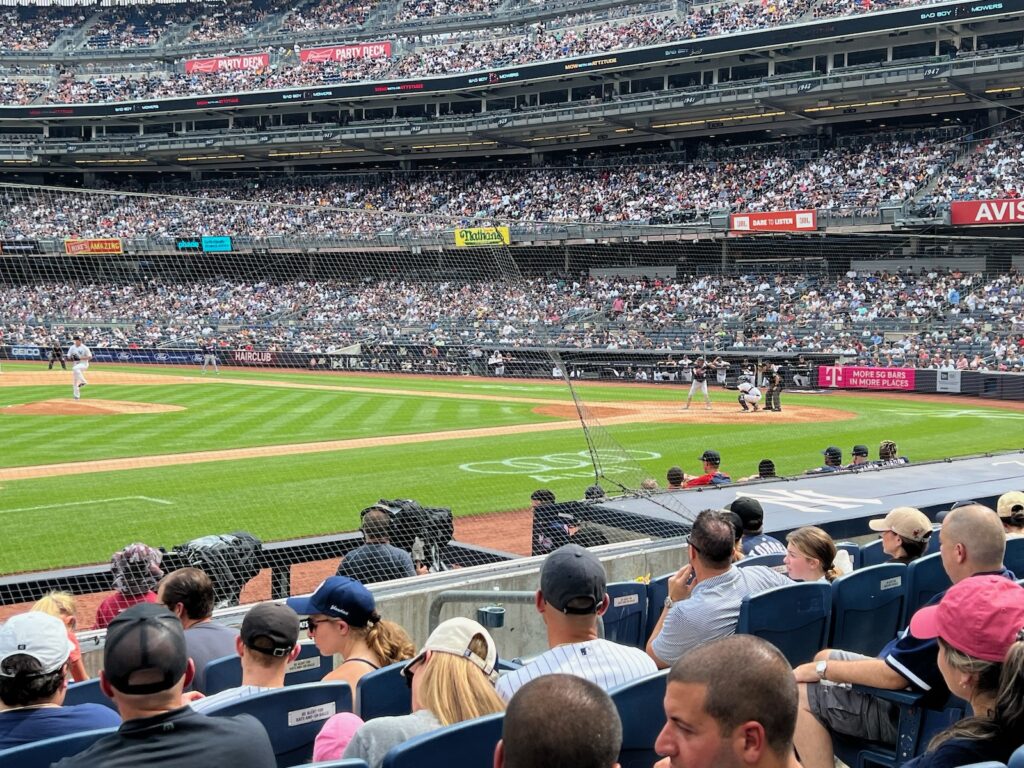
1, 399, 185, 416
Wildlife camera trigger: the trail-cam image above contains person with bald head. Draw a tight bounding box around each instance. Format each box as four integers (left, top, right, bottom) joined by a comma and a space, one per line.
792, 503, 1012, 768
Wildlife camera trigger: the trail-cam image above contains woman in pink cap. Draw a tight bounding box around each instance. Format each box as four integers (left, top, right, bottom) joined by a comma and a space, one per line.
902, 575, 1024, 767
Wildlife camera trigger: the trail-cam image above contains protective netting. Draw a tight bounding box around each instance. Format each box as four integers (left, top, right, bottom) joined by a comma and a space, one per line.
2, 181, 1022, 617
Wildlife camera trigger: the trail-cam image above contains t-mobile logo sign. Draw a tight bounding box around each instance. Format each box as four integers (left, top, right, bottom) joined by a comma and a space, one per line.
820, 366, 843, 387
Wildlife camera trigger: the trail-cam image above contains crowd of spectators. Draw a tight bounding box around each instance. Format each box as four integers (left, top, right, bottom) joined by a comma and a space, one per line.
928, 124, 1024, 203
0, 6, 79, 52
0, 130, 965, 232
394, 0, 504, 23
281, 0, 373, 33
0, 0, 957, 104
182, 0, 295, 45
1, 270, 1021, 367
81, 5, 199, 51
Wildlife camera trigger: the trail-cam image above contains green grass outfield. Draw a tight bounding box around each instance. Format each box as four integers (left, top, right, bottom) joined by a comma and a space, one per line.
1, 361, 1022, 574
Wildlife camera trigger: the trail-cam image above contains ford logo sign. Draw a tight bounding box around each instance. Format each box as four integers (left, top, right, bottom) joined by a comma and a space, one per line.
117, 353, 131, 361
155, 353, 169, 361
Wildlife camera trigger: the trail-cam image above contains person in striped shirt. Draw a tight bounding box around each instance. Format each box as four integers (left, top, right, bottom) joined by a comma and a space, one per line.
496, 544, 657, 701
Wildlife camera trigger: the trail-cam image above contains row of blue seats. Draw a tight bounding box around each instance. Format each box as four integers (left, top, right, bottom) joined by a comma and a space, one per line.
14, 670, 1024, 768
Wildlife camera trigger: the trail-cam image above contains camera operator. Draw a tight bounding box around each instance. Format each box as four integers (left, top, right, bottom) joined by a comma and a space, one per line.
337, 508, 424, 584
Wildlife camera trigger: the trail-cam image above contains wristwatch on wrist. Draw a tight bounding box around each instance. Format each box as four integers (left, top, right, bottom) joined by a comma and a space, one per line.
664, 596, 675, 610
815, 660, 828, 681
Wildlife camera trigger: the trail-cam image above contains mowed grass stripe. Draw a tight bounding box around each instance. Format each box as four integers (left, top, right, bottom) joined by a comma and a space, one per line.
0, 384, 562, 468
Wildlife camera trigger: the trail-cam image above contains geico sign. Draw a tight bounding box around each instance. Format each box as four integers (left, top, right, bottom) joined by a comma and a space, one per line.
950, 199, 1024, 225
11, 346, 41, 358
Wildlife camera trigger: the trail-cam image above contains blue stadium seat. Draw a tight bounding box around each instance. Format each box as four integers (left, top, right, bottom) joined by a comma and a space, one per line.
1004, 537, 1024, 577
292, 761, 370, 768
354, 661, 411, 720
64, 678, 117, 711
737, 582, 831, 666
901, 552, 951, 626
829, 563, 907, 657
834, 689, 967, 768
205, 641, 333, 695
958, 763, 1008, 768
926, 526, 942, 555
644, 571, 674, 642
203, 681, 353, 767
860, 539, 890, 567
1010, 744, 1024, 768
608, 669, 669, 768
736, 552, 785, 569
380, 712, 504, 768
602, 581, 648, 649
0, 726, 117, 765
837, 541, 861, 570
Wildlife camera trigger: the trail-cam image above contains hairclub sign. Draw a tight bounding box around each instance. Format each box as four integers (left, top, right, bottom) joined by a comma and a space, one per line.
729, 210, 817, 232
950, 199, 1024, 226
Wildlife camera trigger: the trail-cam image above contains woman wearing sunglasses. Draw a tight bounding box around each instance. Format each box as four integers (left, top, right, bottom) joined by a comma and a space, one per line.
342, 616, 506, 768
287, 576, 414, 691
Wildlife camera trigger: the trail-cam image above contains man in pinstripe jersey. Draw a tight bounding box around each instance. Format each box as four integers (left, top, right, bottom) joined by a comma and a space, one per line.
496, 545, 657, 701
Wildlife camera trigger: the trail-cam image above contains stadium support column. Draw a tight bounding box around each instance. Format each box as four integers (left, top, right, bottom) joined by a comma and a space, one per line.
721, 239, 729, 272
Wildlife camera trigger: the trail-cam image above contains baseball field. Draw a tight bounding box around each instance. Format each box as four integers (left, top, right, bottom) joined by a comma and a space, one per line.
2, 361, 1023, 576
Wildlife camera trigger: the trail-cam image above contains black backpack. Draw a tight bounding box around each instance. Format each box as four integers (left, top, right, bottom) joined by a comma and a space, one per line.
175, 531, 263, 608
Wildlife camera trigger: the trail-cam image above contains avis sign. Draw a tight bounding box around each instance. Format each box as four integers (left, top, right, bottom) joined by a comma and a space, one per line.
950, 199, 1024, 226
729, 210, 816, 232
818, 365, 915, 391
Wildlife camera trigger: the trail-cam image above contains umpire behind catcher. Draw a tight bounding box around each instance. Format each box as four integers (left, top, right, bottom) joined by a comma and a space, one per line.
48, 340, 67, 370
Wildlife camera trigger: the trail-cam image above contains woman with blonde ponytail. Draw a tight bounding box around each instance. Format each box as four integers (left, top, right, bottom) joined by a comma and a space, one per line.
901, 575, 1024, 768
341, 617, 505, 768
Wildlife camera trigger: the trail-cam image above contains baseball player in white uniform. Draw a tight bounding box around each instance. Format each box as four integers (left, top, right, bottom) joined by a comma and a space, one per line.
738, 381, 762, 412
67, 336, 92, 400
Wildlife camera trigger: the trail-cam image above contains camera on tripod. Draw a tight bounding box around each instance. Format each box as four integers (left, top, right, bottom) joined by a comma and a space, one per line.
361, 498, 454, 572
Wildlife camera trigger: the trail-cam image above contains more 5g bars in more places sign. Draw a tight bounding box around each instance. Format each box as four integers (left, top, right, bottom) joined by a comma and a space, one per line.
729, 210, 817, 232
950, 199, 1024, 225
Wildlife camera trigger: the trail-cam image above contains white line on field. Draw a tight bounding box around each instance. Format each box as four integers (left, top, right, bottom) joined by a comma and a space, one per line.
2, 495, 173, 514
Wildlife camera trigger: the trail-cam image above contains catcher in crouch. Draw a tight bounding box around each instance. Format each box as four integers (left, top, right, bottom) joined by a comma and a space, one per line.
738, 380, 763, 412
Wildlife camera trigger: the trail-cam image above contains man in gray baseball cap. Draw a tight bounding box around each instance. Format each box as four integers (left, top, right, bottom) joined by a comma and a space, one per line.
496, 544, 656, 701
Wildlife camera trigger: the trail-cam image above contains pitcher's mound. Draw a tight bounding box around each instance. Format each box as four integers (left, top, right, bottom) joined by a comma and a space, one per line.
2, 399, 185, 416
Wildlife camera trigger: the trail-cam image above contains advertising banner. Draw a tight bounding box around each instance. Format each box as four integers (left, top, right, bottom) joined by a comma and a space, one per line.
9, 345, 42, 359
0, 240, 42, 255
729, 210, 817, 232
64, 238, 123, 255
817, 365, 916, 390
454, 226, 511, 247
201, 235, 232, 252
299, 42, 392, 64
949, 199, 1024, 226
936, 369, 962, 394
185, 53, 269, 74
232, 349, 276, 366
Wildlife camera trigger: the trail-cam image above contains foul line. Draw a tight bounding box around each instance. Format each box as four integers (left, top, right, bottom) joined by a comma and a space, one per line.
2, 495, 173, 513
